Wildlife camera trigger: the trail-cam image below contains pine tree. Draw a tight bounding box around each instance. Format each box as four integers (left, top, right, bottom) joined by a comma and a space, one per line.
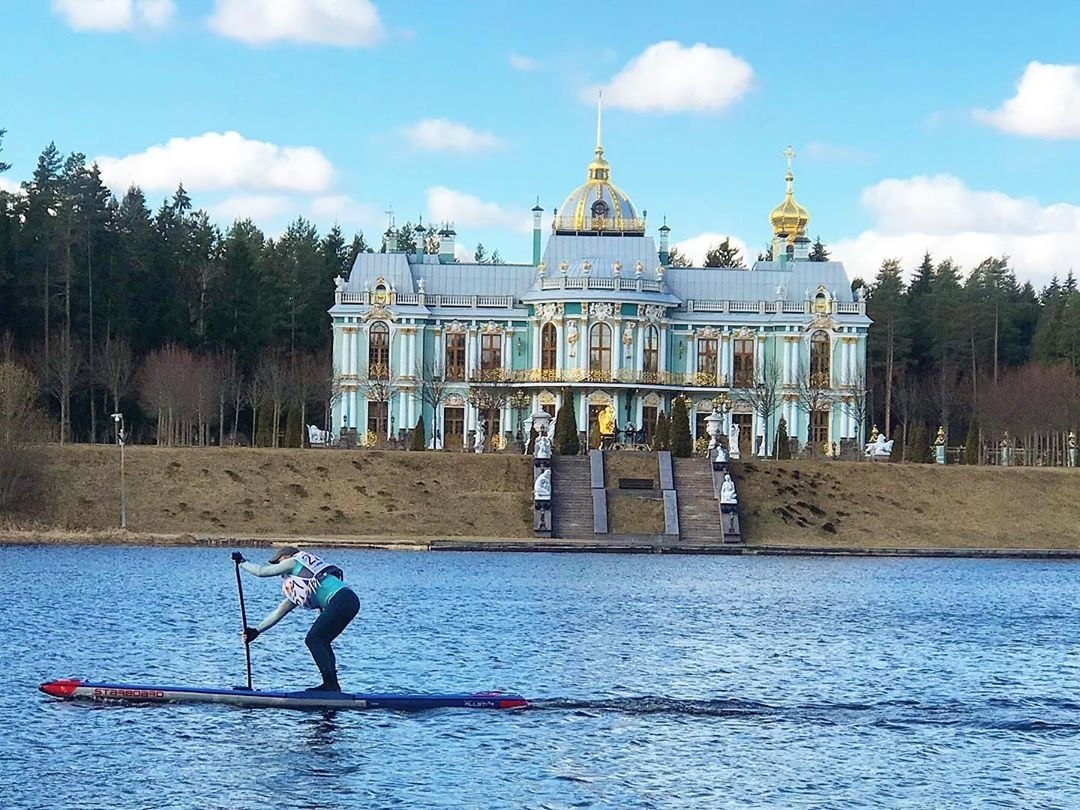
284, 404, 302, 447
775, 416, 791, 459
808, 237, 830, 261
666, 246, 692, 267
410, 416, 426, 450
703, 238, 745, 268
670, 396, 693, 457
652, 411, 670, 450
474, 242, 487, 263
963, 419, 980, 465
553, 395, 579, 455
906, 422, 932, 463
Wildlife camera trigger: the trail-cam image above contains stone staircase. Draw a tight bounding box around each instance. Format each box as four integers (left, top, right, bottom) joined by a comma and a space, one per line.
552, 455, 593, 539
672, 458, 723, 543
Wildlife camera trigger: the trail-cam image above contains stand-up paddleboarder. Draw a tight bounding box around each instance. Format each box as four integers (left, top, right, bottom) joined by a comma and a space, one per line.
232, 546, 359, 692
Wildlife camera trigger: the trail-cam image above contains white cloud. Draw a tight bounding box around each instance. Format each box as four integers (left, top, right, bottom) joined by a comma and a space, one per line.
832, 174, 1080, 287
95, 131, 335, 194
426, 186, 530, 233
974, 61, 1080, 139
590, 41, 753, 114
0, 177, 22, 196
208, 0, 384, 47
672, 232, 752, 266
453, 243, 473, 262
310, 195, 379, 227
51, 0, 175, 31
402, 119, 502, 154
208, 194, 294, 223
509, 53, 541, 71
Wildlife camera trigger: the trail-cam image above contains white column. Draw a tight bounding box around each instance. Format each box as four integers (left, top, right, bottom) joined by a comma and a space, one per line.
635, 325, 644, 377
343, 328, 352, 376
578, 392, 587, 431
579, 321, 588, 372
555, 323, 564, 372
409, 328, 418, 376
688, 334, 697, 377
435, 331, 444, 374
659, 326, 668, 379
502, 330, 511, 372
466, 330, 476, 378
612, 320, 621, 376
720, 334, 730, 386
533, 323, 541, 368
756, 335, 766, 384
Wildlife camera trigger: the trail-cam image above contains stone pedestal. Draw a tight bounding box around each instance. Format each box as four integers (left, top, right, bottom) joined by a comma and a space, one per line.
935, 444, 945, 464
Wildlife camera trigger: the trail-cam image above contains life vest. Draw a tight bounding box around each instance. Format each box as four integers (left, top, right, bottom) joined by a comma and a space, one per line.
281, 551, 344, 609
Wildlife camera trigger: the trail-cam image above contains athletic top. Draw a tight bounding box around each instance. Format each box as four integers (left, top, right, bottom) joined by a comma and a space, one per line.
240, 556, 348, 632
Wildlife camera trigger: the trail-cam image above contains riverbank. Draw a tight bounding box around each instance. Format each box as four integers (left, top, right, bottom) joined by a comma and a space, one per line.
3, 444, 1079, 554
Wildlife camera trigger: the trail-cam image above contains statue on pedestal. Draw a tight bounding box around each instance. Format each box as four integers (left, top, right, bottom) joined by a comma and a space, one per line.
864, 433, 894, 460
727, 421, 741, 460
1069, 431, 1077, 468
473, 422, 485, 454
534, 468, 552, 502
720, 474, 737, 504
598, 405, 616, 436
534, 429, 552, 460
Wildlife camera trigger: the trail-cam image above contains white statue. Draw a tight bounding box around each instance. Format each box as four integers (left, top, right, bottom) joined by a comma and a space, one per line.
566, 321, 579, 357
728, 422, 741, 460
307, 424, 330, 445
534, 468, 552, 501
715, 444, 728, 464
534, 430, 552, 459
473, 422, 485, 453
333, 275, 345, 291
720, 474, 737, 504
622, 322, 634, 346
775, 283, 785, 300
417, 276, 425, 293
864, 433, 894, 459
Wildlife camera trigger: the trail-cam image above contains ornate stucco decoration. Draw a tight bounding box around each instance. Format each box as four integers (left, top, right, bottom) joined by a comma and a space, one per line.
480, 321, 504, 334
536, 302, 564, 323
362, 303, 394, 322
696, 325, 720, 339
445, 393, 465, 407
804, 311, 837, 332
638, 304, 665, 323
589, 302, 615, 322
445, 320, 467, 333
539, 390, 556, 405
734, 326, 754, 339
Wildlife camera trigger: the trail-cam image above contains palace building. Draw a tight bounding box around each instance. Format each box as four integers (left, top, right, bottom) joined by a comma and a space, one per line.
329, 126, 870, 457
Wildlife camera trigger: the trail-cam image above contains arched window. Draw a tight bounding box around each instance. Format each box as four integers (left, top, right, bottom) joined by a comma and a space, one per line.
541, 323, 557, 372
589, 323, 612, 377
697, 336, 718, 381
814, 290, 828, 314
810, 330, 831, 387
643, 325, 659, 375
373, 282, 389, 305
368, 322, 389, 379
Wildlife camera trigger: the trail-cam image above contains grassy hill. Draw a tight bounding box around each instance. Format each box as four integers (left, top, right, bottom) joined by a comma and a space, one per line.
3, 445, 1078, 550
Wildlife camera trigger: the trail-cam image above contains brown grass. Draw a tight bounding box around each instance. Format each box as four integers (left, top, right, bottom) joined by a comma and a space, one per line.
604, 452, 659, 489
737, 459, 1080, 549
12, 445, 533, 539
5, 447, 1080, 550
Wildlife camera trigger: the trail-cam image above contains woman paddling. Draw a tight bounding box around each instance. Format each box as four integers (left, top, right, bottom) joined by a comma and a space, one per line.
232, 546, 359, 693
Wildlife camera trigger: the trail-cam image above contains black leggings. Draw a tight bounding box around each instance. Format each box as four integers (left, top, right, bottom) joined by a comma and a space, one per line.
305, 588, 360, 687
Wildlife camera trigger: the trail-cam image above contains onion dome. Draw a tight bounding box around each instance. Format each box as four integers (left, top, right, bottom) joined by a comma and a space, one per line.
769, 168, 810, 245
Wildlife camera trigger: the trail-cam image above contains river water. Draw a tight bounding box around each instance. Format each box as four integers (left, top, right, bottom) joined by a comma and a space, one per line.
4, 545, 1080, 808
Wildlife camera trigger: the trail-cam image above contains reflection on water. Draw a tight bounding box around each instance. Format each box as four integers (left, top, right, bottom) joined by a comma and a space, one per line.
6, 545, 1080, 808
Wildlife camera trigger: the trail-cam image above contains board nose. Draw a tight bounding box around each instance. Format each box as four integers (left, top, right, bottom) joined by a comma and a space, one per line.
39, 679, 81, 698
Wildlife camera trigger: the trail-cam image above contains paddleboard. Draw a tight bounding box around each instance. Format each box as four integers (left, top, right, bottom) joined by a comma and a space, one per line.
39, 678, 528, 711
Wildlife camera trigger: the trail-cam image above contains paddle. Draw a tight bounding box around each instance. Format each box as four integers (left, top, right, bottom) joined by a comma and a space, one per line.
233, 556, 253, 691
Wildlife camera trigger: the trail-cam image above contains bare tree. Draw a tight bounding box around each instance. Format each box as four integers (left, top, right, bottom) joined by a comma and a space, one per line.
416, 357, 451, 448
0, 360, 50, 511
98, 337, 134, 417
39, 332, 83, 444
795, 360, 831, 454
290, 351, 330, 446
467, 382, 512, 450
255, 350, 288, 447
210, 348, 242, 446
890, 366, 920, 461
840, 360, 870, 448
735, 354, 781, 458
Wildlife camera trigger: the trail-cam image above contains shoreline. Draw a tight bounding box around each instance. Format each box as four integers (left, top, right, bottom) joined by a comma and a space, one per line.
4, 529, 1080, 560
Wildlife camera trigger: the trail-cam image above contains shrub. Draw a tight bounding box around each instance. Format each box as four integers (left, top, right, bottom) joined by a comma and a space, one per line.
410, 416, 426, 450
0, 361, 48, 513
652, 411, 670, 450
283, 405, 302, 448
906, 422, 932, 463
670, 397, 693, 457
553, 395, 579, 456
775, 416, 791, 459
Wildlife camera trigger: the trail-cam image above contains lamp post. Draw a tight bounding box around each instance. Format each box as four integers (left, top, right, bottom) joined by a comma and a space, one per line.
112, 412, 127, 529
508, 390, 531, 450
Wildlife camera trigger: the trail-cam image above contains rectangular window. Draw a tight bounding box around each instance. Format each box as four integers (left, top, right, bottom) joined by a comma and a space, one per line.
642, 405, 658, 444
443, 406, 464, 450
444, 333, 466, 380
733, 338, 754, 387
810, 409, 829, 446
480, 333, 502, 372
367, 400, 388, 437
697, 338, 718, 379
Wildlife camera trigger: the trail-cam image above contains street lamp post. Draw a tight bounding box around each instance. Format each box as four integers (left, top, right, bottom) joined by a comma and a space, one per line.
112, 412, 127, 529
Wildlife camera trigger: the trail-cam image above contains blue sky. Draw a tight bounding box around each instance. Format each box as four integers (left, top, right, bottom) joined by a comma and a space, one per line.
3, 0, 1080, 287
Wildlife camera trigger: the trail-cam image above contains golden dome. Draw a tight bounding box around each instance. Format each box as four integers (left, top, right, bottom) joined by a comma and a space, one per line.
552, 93, 645, 235
769, 169, 810, 244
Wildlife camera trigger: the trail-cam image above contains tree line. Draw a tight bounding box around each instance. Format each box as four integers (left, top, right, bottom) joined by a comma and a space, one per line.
865, 253, 1080, 463
0, 135, 372, 444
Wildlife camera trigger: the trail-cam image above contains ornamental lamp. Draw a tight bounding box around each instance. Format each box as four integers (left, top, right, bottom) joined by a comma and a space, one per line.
529, 407, 552, 436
